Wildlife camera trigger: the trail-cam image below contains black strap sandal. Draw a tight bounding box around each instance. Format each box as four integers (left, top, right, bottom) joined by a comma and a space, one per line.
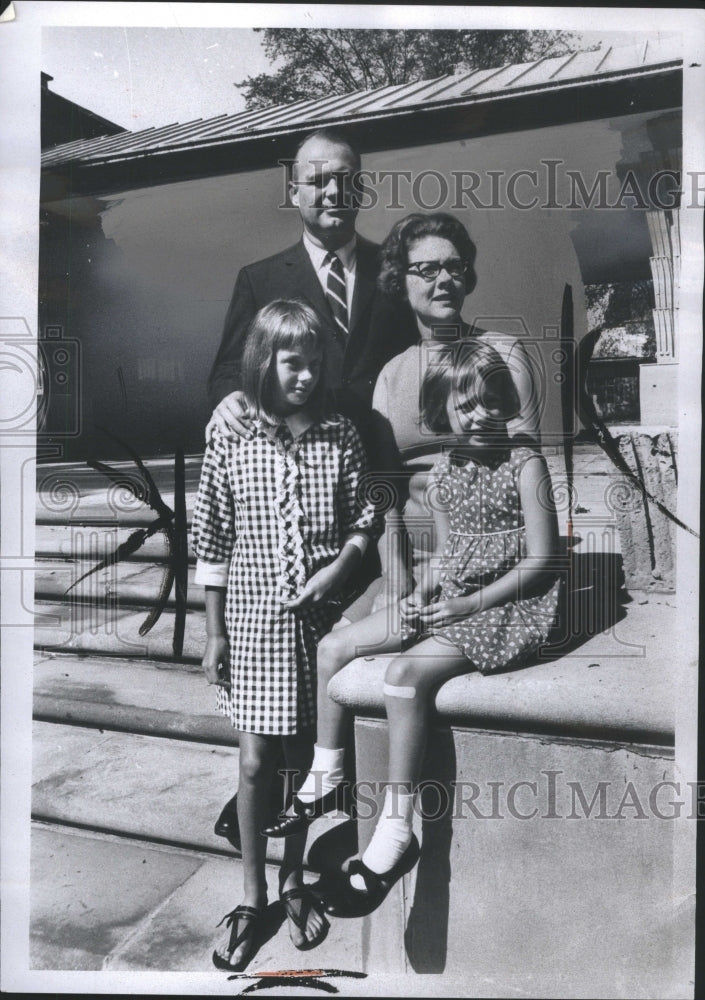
212, 904, 262, 971
325, 836, 421, 918
280, 886, 330, 951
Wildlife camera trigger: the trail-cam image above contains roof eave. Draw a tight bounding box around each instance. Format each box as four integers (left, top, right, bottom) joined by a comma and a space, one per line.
41, 64, 683, 201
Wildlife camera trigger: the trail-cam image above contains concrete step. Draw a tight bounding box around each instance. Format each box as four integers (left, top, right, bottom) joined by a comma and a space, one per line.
35, 558, 205, 610
35, 523, 196, 563
34, 599, 206, 662
30, 822, 365, 976
32, 720, 349, 863
32, 719, 240, 854
33, 651, 234, 743
35, 456, 204, 526
35, 502, 198, 527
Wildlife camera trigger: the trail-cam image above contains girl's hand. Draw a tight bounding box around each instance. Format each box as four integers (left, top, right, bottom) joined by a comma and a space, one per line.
284, 563, 344, 610
399, 591, 425, 625
416, 596, 476, 628
202, 635, 231, 689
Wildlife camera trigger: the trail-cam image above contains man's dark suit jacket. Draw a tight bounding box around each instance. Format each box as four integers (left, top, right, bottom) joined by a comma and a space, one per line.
207, 236, 418, 452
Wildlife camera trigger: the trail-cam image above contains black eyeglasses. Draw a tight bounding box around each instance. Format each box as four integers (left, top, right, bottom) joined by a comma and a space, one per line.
406, 259, 468, 282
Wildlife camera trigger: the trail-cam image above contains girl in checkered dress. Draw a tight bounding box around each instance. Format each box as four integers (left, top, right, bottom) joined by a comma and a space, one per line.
192, 300, 380, 969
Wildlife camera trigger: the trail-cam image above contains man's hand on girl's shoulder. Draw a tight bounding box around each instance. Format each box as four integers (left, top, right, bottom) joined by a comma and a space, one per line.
206, 390, 255, 442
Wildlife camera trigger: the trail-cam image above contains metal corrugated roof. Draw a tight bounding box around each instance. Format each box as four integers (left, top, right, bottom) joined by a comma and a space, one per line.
42, 37, 682, 169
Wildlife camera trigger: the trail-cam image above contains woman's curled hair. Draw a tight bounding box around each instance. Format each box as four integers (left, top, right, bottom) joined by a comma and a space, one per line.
377, 212, 477, 301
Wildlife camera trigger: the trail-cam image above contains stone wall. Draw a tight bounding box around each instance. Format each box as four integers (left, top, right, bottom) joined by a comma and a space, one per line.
611, 430, 678, 593
354, 718, 681, 998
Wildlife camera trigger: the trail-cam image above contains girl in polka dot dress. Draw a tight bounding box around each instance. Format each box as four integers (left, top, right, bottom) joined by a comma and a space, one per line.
267, 339, 561, 911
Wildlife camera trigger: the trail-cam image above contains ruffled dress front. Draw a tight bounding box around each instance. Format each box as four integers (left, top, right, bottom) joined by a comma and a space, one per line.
192, 418, 379, 733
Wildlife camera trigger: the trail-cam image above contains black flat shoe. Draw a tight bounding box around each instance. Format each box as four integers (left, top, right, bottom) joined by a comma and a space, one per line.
212, 904, 262, 972
214, 793, 240, 841
262, 786, 343, 838
325, 836, 420, 918
216, 775, 285, 843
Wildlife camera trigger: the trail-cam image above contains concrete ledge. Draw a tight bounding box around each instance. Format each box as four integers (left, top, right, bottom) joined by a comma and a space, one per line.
35, 559, 205, 610
328, 597, 676, 745
34, 600, 207, 662
33, 652, 238, 745
352, 718, 683, 995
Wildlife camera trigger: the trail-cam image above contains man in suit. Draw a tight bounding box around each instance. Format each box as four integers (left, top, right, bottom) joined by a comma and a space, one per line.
207, 127, 416, 447
207, 128, 416, 844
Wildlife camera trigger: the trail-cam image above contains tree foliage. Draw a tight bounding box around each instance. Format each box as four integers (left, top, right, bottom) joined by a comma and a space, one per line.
586, 280, 656, 359
237, 29, 577, 110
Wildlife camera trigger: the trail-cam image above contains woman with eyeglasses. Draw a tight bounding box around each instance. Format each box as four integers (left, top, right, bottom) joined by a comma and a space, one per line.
368, 212, 540, 606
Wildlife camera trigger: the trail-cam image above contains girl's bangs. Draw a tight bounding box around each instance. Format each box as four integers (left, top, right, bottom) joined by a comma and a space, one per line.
272, 312, 324, 357
453, 352, 519, 419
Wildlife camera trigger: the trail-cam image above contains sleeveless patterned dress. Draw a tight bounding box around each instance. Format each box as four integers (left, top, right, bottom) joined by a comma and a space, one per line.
426, 446, 561, 673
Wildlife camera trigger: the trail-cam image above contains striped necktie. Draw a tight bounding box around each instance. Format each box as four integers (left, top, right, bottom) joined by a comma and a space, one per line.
325, 252, 348, 344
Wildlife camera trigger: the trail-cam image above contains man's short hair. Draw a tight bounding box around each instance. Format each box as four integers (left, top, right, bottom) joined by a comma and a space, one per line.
291, 128, 362, 180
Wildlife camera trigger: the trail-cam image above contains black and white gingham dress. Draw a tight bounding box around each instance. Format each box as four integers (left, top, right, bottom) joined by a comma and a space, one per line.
192, 417, 379, 735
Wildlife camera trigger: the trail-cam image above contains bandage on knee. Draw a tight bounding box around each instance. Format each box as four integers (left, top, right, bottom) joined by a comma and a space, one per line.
383, 681, 416, 699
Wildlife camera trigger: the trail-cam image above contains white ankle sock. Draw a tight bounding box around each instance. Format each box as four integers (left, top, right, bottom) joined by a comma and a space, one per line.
296, 745, 345, 803
350, 789, 414, 890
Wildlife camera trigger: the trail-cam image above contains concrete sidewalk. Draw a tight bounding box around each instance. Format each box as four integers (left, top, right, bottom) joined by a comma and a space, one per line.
29, 821, 481, 996
30, 823, 364, 977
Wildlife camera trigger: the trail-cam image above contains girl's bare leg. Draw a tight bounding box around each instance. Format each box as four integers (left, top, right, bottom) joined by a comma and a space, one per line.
278, 732, 327, 947
383, 635, 470, 789
214, 731, 275, 967
316, 606, 405, 748
297, 608, 405, 806
353, 636, 470, 883
278, 732, 313, 892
